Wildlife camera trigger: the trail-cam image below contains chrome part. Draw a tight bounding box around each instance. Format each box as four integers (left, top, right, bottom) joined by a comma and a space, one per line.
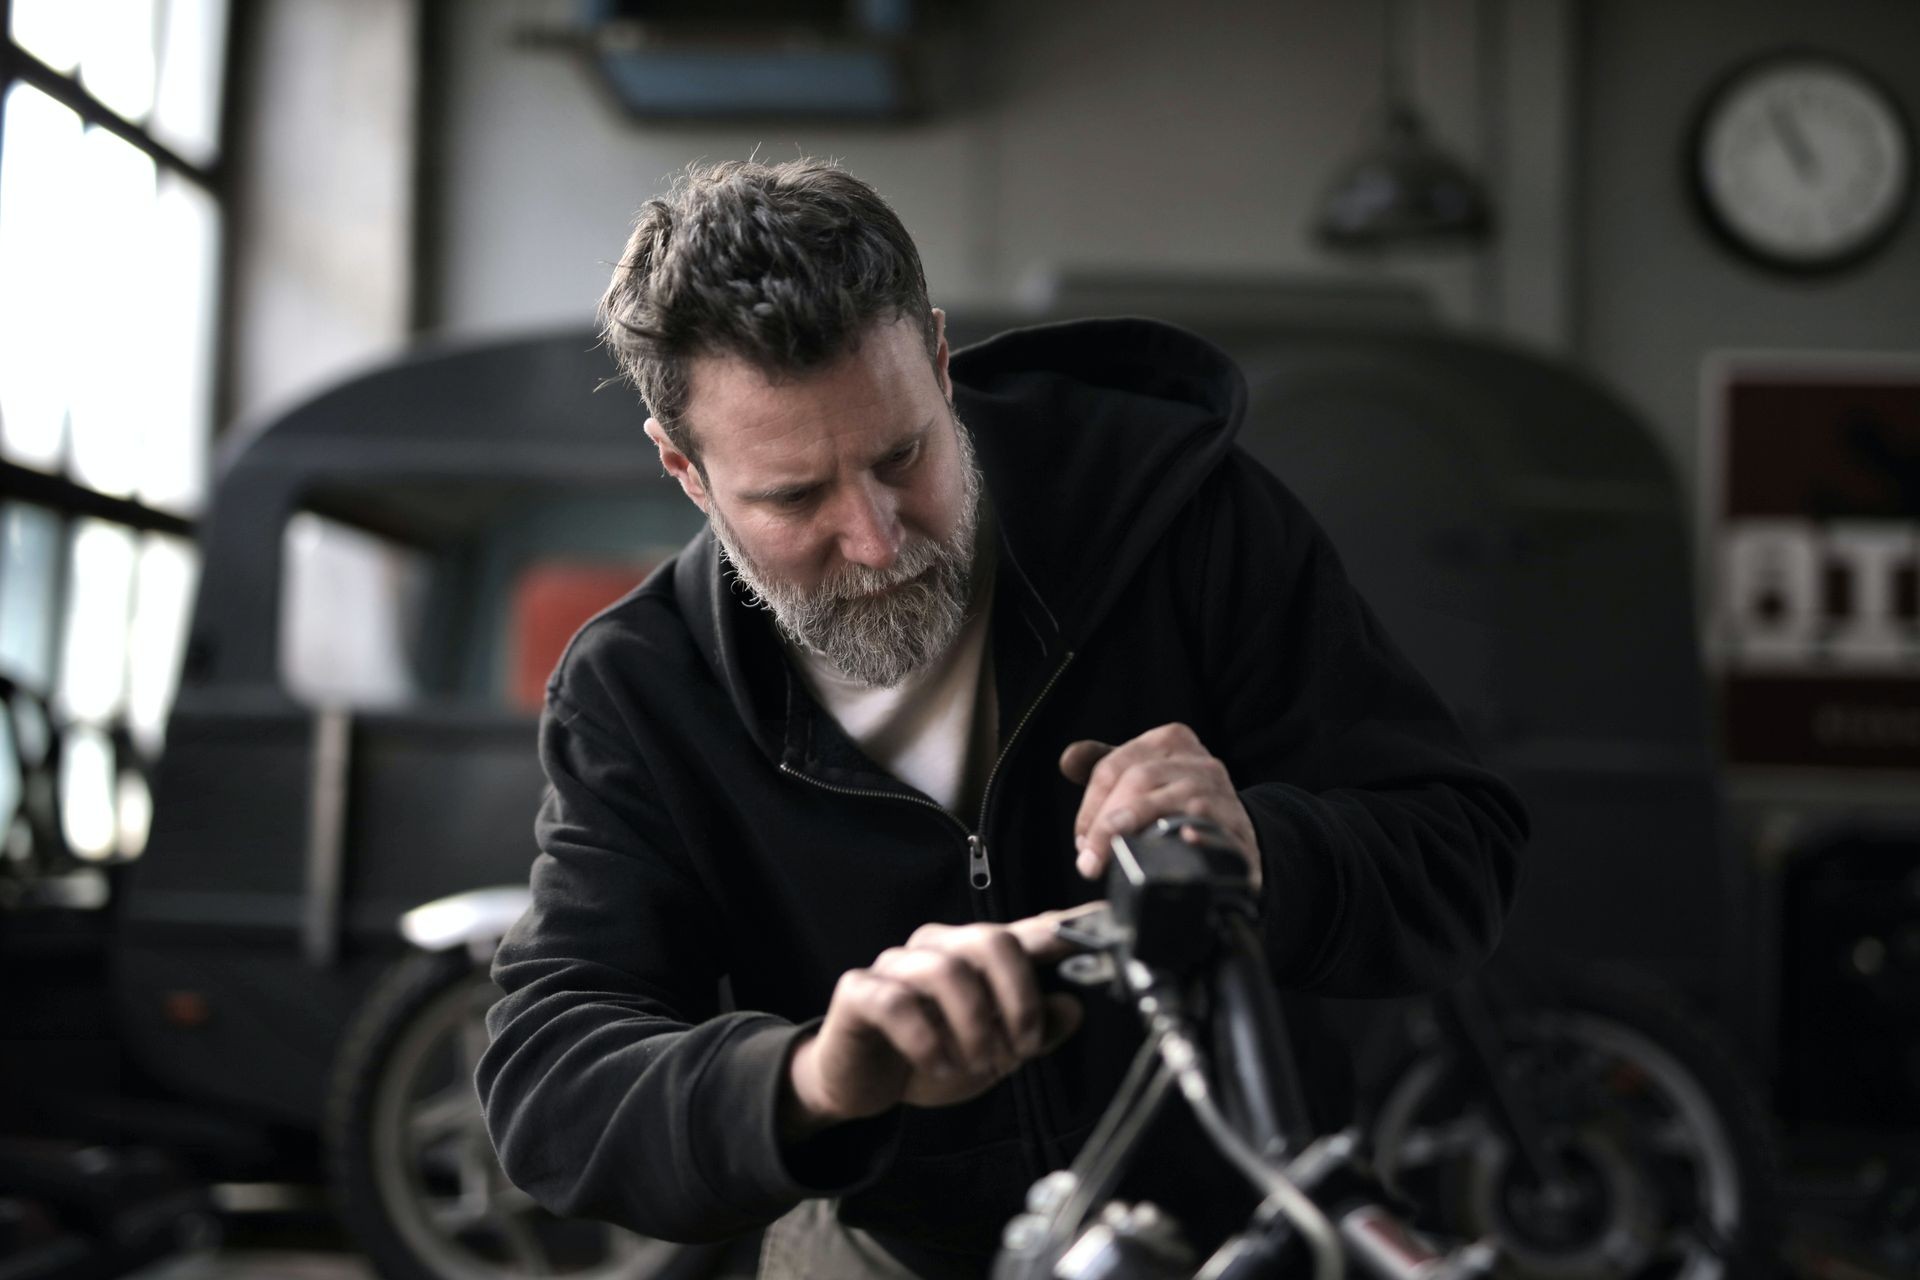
400, 887, 533, 960
1059, 951, 1117, 986
1026, 1170, 1078, 1216
1153, 1024, 1344, 1280
1285, 1130, 1361, 1189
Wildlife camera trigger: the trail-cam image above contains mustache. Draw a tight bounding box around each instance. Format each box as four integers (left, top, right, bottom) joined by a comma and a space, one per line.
815, 540, 942, 604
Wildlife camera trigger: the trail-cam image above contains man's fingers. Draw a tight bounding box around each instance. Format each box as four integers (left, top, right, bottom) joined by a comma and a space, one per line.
874, 946, 1013, 1076
1077, 768, 1173, 879
841, 970, 963, 1082
1058, 739, 1114, 785
1005, 903, 1103, 961
950, 927, 1045, 1058
1071, 742, 1185, 846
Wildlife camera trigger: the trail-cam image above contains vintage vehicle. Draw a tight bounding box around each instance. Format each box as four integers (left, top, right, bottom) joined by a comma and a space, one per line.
2, 282, 1781, 1278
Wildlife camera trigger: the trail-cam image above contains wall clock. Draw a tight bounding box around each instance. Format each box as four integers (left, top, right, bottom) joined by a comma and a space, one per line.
1691, 52, 1913, 274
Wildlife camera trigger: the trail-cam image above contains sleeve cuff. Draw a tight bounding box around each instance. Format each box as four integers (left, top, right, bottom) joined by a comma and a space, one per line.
695, 1015, 903, 1212
1243, 783, 1346, 988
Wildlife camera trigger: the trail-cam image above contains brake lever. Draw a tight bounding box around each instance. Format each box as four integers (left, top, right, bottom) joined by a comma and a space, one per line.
1048, 902, 1124, 990
1052, 900, 1119, 952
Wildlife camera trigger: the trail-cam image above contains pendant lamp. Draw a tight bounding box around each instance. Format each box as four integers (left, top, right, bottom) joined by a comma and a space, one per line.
1314, 0, 1494, 251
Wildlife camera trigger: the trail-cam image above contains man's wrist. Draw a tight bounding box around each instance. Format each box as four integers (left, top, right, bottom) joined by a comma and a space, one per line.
778, 1030, 842, 1144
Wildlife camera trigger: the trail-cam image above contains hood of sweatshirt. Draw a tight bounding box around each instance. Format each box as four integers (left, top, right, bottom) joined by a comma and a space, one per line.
670, 316, 1250, 767
948, 316, 1247, 649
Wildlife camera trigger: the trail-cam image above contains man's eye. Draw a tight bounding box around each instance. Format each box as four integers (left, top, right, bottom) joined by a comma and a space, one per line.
773, 490, 814, 507
883, 442, 921, 468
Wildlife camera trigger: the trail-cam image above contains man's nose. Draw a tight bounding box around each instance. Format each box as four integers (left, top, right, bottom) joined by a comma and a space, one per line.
833, 476, 903, 570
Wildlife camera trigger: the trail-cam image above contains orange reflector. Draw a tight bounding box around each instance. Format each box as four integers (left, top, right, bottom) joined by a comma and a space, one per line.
162, 991, 212, 1028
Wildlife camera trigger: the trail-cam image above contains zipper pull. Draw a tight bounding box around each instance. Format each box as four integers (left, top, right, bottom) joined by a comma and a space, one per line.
967, 835, 992, 890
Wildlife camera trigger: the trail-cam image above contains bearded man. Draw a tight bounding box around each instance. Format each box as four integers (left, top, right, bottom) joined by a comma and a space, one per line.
476, 158, 1529, 1279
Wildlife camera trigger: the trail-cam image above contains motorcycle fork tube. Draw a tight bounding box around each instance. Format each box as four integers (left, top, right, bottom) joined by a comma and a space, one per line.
1436, 980, 1570, 1189
1216, 911, 1316, 1157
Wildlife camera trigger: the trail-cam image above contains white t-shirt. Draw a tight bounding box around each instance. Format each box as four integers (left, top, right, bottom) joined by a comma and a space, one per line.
785, 551, 1000, 820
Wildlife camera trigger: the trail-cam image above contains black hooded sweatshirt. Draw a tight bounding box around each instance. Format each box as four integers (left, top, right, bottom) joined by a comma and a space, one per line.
476, 317, 1529, 1274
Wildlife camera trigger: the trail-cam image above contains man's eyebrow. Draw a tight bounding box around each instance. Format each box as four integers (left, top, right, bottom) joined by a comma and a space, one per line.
736, 415, 936, 502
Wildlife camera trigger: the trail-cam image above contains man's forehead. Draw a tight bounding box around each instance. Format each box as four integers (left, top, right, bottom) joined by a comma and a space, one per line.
682, 322, 934, 470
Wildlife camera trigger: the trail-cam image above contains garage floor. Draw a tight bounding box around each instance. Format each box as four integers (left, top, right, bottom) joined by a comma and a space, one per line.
105, 1176, 1920, 1280
118, 1206, 764, 1280
131, 1253, 372, 1280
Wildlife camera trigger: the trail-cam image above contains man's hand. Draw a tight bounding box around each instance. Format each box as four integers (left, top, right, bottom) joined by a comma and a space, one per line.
1059, 723, 1261, 891
780, 909, 1088, 1142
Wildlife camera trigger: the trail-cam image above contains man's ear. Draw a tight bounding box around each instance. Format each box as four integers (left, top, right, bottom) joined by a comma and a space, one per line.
930, 306, 952, 403
645, 417, 711, 514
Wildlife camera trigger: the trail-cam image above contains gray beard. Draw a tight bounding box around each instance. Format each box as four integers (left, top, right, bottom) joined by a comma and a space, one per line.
708, 414, 984, 689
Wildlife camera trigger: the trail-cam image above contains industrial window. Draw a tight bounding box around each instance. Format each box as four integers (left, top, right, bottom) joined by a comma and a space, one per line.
0, 0, 228, 866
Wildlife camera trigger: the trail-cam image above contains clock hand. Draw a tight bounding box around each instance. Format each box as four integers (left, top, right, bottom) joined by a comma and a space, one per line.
1767, 100, 1820, 182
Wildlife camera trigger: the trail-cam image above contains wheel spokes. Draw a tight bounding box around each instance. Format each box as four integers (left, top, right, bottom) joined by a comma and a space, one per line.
493, 1202, 556, 1276
374, 966, 671, 1278
408, 1081, 484, 1150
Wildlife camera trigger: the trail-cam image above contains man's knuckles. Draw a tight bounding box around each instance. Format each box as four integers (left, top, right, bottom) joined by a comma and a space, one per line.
905, 922, 950, 949
1147, 721, 1198, 748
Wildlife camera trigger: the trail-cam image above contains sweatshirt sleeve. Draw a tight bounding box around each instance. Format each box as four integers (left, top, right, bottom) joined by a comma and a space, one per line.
1186, 448, 1530, 998
475, 681, 901, 1243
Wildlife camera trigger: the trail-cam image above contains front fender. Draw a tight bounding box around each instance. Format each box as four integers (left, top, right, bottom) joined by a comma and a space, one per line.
399, 886, 531, 961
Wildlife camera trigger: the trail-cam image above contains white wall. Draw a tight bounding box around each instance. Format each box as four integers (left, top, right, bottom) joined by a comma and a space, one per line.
228, 0, 419, 428
424, 0, 1571, 346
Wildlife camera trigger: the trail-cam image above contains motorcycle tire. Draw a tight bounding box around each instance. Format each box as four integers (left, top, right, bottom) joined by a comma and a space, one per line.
325, 947, 721, 1280
1368, 962, 1781, 1280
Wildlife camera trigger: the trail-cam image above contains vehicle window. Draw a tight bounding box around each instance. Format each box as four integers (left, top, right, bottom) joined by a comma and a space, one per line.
280, 512, 430, 708
277, 486, 698, 711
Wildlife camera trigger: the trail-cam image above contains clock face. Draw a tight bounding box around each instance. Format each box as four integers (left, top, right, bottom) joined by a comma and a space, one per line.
1696, 55, 1912, 271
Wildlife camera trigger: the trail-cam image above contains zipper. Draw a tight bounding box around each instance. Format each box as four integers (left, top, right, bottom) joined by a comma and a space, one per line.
779, 649, 1077, 896
967, 835, 991, 889
776, 765, 968, 835
961, 649, 1078, 890
969, 650, 1077, 861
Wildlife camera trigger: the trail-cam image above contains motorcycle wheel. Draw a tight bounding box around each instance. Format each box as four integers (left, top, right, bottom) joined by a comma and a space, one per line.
1369, 965, 1780, 1280
326, 948, 716, 1280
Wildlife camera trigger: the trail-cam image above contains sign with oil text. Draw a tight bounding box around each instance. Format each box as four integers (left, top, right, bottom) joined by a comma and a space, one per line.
1702, 353, 1920, 770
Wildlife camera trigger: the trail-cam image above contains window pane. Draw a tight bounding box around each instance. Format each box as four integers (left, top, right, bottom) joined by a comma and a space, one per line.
127, 533, 199, 757
117, 768, 152, 857
79, 0, 160, 124
0, 502, 65, 690
9, 0, 85, 74
281, 513, 429, 707
140, 174, 218, 514
151, 0, 230, 166
0, 84, 84, 472
68, 128, 160, 501
2, 679, 54, 859
56, 519, 137, 724
61, 723, 115, 859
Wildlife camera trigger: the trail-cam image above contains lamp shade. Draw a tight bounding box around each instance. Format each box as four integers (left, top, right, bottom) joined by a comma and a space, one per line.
1315, 104, 1494, 250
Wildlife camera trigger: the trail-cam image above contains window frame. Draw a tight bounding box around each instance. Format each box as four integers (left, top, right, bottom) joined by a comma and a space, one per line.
0, 0, 234, 865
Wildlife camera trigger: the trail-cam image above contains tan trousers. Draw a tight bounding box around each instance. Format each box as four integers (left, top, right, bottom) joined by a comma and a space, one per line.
756, 1198, 932, 1279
